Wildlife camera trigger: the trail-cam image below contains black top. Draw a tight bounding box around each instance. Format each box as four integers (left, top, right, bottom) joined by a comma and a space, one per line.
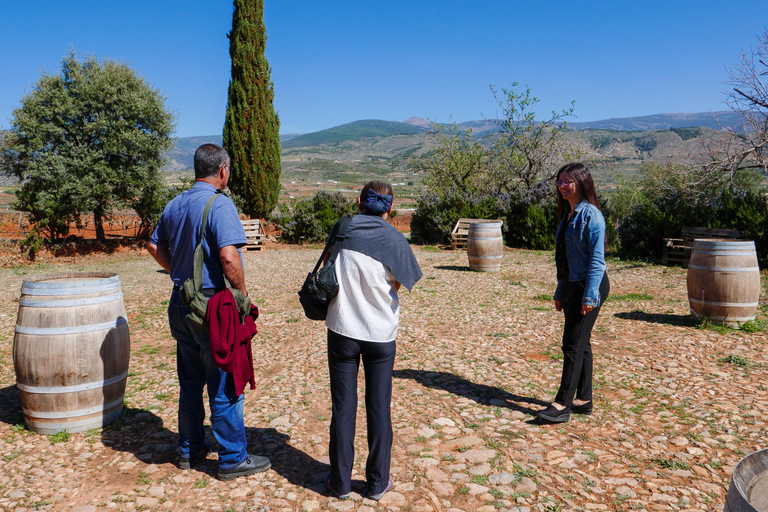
555, 218, 569, 281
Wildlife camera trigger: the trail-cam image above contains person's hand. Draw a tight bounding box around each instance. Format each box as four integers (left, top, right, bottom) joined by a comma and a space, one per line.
581, 304, 594, 315
554, 300, 562, 311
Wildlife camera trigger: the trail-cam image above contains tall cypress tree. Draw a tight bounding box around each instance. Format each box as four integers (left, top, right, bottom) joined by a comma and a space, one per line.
223, 0, 281, 218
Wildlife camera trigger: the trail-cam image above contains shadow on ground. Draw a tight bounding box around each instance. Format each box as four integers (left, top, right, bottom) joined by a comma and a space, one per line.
393, 369, 548, 416
0, 385, 24, 426
0, 391, 327, 493
614, 310, 698, 327
434, 265, 474, 272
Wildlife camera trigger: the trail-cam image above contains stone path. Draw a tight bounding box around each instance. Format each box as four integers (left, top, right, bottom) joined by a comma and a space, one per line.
0, 245, 765, 511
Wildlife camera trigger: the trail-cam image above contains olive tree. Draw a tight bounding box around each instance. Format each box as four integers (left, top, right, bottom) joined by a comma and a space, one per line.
0, 52, 175, 241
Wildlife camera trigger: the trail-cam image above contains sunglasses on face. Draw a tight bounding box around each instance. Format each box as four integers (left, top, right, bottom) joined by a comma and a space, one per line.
556, 179, 575, 187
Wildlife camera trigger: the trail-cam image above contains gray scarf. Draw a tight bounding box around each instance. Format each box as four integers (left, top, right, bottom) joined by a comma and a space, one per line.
340, 214, 422, 291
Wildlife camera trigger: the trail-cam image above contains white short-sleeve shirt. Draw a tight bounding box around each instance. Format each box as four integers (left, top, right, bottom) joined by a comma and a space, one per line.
325, 248, 399, 342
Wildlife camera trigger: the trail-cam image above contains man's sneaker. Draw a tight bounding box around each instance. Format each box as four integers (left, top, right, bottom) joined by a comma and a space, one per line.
367, 478, 394, 501
179, 443, 212, 470
325, 473, 350, 500
216, 454, 271, 481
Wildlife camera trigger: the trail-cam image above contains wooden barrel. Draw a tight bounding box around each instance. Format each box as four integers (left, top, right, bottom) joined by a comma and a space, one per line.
687, 239, 760, 326
724, 448, 768, 511
467, 221, 503, 272
13, 272, 131, 434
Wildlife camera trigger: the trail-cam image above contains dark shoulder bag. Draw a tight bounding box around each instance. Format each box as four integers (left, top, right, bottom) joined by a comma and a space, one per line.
179, 192, 251, 329
298, 215, 352, 320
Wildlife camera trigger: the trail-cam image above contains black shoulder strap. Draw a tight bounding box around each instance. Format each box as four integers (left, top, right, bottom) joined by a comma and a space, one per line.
311, 215, 352, 274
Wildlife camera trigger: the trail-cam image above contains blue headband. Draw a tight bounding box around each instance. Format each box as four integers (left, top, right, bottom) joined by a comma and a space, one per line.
363, 189, 392, 215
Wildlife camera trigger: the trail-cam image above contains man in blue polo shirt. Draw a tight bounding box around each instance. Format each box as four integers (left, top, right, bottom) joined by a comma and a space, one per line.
147, 143, 270, 480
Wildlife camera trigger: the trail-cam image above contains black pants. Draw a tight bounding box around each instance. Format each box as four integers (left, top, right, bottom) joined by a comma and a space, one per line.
554, 273, 609, 407
327, 330, 395, 495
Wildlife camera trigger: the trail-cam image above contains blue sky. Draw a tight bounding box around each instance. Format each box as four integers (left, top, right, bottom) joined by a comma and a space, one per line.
0, 1, 765, 138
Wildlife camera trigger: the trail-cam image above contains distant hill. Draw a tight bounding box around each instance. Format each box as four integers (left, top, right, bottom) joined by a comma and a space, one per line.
282, 120, 427, 149
165, 133, 300, 172
162, 111, 752, 173
567, 111, 746, 131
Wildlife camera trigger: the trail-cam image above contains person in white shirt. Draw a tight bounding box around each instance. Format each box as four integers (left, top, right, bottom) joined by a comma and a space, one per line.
323, 180, 422, 501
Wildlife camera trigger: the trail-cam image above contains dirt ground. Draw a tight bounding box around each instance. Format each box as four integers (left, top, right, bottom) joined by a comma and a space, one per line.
0, 243, 766, 512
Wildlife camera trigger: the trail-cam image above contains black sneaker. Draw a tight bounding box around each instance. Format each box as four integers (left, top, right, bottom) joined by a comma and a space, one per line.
367, 477, 394, 501
325, 473, 351, 500
179, 443, 212, 470
216, 454, 271, 481
537, 404, 571, 423
571, 401, 593, 415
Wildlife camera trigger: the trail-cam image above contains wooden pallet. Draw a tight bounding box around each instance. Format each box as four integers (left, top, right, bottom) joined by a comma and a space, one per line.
662, 226, 740, 267
241, 219, 267, 252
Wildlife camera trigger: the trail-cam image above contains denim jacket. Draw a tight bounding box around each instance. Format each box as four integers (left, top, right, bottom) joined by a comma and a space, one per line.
553, 200, 606, 307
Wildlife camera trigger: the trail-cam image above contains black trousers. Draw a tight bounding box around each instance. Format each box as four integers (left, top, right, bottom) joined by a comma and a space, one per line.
554, 273, 609, 407
327, 330, 395, 495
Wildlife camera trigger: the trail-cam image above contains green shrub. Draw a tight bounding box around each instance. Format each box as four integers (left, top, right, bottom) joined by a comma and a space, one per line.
276, 191, 356, 243
505, 197, 557, 250
411, 190, 508, 245
617, 186, 768, 266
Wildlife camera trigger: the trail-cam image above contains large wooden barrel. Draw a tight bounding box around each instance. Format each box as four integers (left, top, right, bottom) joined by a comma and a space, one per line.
13, 272, 131, 434
723, 448, 768, 511
467, 221, 503, 272
687, 240, 760, 326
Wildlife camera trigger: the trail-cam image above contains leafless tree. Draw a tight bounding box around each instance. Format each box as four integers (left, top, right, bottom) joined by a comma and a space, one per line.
671, 29, 768, 195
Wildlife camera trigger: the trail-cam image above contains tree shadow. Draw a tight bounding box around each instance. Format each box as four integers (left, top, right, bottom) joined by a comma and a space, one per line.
614, 310, 698, 327
393, 369, 548, 416
434, 265, 474, 272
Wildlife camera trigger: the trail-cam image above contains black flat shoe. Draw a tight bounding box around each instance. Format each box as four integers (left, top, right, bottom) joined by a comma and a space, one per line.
572, 401, 593, 415
216, 454, 271, 481
537, 404, 571, 423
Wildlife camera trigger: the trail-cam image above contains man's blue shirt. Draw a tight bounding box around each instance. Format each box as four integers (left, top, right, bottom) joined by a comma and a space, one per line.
151, 181, 247, 289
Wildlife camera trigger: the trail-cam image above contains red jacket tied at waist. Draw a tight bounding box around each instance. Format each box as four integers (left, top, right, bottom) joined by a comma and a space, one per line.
206, 289, 258, 396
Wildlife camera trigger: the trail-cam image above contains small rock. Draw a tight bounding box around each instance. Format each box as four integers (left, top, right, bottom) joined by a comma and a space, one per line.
469, 463, 492, 476
488, 472, 515, 485
615, 486, 636, 498
431, 482, 455, 496
466, 483, 490, 495
458, 449, 496, 464
148, 486, 165, 497
434, 418, 456, 427
328, 500, 355, 511
516, 476, 537, 494
301, 499, 320, 511
269, 415, 290, 428
136, 497, 160, 508
379, 491, 407, 507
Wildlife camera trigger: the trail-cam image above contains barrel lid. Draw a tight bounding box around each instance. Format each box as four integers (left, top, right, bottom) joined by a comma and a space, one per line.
22, 272, 119, 284
692, 239, 755, 249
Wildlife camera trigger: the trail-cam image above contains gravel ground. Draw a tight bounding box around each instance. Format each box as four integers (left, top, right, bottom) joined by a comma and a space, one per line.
0, 244, 765, 512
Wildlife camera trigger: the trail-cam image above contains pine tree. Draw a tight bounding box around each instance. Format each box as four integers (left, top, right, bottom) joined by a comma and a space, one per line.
223, 0, 281, 219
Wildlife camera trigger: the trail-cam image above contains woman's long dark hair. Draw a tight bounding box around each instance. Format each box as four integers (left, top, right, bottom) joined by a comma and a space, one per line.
555, 163, 601, 221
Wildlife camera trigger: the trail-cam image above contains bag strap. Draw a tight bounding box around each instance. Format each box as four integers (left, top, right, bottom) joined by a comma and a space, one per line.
311, 215, 352, 274
191, 191, 224, 298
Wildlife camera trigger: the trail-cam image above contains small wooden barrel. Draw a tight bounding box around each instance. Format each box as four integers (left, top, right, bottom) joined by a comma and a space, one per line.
467, 221, 503, 272
13, 273, 131, 434
687, 239, 760, 326
723, 448, 768, 511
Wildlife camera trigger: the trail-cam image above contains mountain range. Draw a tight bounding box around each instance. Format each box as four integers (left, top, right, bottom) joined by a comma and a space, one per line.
162, 111, 748, 176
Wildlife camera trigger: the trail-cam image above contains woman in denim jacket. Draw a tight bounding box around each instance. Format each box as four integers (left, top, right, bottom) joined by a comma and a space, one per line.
538, 163, 610, 423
